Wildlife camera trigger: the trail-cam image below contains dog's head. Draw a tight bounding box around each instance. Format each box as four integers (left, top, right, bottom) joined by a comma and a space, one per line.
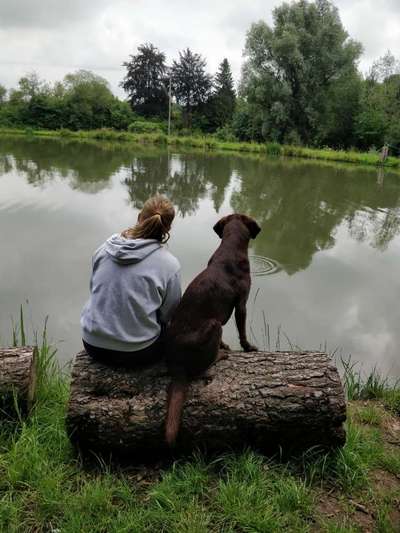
213, 214, 261, 240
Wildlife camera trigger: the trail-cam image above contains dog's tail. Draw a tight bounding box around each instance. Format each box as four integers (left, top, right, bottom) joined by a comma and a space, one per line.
165, 319, 222, 447
165, 377, 189, 447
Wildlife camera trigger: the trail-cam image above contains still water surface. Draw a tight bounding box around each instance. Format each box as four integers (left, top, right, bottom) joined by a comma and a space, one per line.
1, 136, 399, 376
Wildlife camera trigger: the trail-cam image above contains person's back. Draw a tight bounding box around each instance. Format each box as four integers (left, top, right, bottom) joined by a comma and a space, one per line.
80, 195, 181, 367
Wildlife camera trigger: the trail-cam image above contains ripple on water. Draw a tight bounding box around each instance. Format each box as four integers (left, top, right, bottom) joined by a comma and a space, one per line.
249, 255, 281, 276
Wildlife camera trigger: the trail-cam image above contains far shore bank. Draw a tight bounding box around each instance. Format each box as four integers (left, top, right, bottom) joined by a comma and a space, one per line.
1, 127, 399, 171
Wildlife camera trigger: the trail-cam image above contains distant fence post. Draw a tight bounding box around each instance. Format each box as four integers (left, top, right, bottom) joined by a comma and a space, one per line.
380, 144, 389, 163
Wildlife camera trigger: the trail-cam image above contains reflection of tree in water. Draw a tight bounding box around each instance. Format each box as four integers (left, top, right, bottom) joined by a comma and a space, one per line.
123, 155, 169, 208
373, 209, 400, 250
0, 154, 13, 175
346, 207, 400, 251
123, 152, 232, 216
4, 135, 399, 268
1, 136, 232, 213
231, 158, 400, 274
0, 136, 134, 193
201, 155, 233, 212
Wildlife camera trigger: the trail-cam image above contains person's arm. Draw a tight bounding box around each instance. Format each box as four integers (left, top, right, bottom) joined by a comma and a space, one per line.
159, 271, 182, 325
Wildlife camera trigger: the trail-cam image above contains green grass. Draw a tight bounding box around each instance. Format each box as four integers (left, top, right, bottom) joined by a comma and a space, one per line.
0, 317, 399, 531
341, 356, 400, 414
353, 404, 383, 426
1, 126, 399, 170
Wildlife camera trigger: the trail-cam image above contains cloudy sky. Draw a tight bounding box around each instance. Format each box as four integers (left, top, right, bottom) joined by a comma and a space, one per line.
1, 0, 399, 97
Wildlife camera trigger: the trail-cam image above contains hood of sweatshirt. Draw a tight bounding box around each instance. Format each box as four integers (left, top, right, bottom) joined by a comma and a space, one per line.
105, 234, 161, 264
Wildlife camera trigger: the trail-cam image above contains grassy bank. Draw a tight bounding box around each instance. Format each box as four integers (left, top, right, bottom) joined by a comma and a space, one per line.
1, 324, 399, 532
1, 126, 399, 171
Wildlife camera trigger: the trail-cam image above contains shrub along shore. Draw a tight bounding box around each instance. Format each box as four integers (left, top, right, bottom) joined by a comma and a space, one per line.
0, 320, 399, 531
1, 127, 400, 171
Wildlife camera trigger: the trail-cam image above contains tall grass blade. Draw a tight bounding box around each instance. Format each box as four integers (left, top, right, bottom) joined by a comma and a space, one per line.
11, 316, 18, 347
19, 304, 26, 346
262, 311, 267, 350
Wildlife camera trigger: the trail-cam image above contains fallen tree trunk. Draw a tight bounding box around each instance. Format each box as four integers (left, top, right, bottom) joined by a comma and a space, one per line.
66, 350, 346, 457
0, 347, 37, 415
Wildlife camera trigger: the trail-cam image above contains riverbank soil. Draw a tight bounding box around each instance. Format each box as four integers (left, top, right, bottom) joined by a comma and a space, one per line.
311, 402, 400, 531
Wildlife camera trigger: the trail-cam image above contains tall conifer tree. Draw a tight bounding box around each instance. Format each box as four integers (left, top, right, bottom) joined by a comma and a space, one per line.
171, 48, 212, 128
121, 43, 168, 117
212, 58, 236, 127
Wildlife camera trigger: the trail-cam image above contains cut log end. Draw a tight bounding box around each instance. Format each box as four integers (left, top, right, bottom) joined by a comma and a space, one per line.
66, 350, 347, 459
0, 346, 38, 415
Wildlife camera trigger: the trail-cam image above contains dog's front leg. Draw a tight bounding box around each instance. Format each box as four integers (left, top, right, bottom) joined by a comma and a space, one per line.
235, 303, 257, 352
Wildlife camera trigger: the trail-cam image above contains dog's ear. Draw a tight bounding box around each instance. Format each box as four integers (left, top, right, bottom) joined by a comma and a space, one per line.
241, 215, 261, 239
213, 216, 228, 238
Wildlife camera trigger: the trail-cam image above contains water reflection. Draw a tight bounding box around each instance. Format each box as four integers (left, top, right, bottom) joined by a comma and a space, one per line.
1, 135, 400, 376
123, 152, 234, 216
2, 137, 400, 274
231, 157, 400, 273
0, 137, 232, 216
0, 136, 132, 192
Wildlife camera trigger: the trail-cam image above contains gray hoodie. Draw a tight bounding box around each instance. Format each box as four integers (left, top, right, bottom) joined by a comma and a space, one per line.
81, 234, 181, 352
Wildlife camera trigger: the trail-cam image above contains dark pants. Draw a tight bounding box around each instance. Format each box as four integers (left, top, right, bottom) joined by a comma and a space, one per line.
83, 335, 164, 369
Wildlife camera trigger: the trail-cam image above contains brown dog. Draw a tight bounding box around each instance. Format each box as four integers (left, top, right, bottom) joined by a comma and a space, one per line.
164, 213, 261, 446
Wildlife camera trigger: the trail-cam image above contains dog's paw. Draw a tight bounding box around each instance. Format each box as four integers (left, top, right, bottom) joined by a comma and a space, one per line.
218, 351, 229, 361
242, 342, 258, 352
220, 341, 231, 351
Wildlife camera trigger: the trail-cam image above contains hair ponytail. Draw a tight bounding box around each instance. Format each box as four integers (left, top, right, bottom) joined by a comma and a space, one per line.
121, 195, 175, 243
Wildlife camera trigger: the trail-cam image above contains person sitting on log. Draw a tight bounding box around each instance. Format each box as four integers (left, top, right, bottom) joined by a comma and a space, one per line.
80, 195, 181, 368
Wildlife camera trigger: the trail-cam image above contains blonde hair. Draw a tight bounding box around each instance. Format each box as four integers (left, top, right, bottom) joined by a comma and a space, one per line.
122, 195, 175, 243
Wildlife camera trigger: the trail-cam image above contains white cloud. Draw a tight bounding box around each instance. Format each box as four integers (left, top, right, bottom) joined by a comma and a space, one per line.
0, 0, 111, 29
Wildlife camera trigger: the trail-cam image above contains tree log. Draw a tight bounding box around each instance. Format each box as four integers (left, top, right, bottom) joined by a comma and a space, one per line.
66, 350, 346, 457
0, 347, 37, 415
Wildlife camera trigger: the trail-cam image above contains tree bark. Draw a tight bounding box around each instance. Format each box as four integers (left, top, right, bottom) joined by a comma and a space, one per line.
66, 350, 346, 458
0, 347, 37, 415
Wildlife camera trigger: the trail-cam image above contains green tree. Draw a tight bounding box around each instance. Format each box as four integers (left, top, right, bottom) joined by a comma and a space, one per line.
240, 0, 362, 145
171, 48, 212, 128
368, 50, 400, 83
0, 70, 134, 130
0, 84, 7, 104
232, 99, 264, 142
62, 70, 128, 130
121, 43, 168, 117
3, 72, 56, 128
355, 52, 400, 151
317, 71, 362, 147
210, 58, 236, 130
15, 72, 50, 102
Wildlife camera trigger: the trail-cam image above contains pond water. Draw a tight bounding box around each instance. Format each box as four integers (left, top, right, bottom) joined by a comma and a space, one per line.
1, 135, 400, 377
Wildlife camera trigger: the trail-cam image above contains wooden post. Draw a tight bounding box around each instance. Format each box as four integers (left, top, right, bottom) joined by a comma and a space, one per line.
380, 144, 389, 162
168, 76, 172, 136
66, 350, 346, 458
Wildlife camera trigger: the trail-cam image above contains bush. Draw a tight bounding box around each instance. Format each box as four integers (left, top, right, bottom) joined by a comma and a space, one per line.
128, 120, 165, 134
265, 142, 283, 156
58, 128, 73, 137
214, 125, 237, 142
204, 138, 217, 149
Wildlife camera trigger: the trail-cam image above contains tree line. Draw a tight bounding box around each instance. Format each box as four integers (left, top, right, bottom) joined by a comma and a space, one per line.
0, 0, 399, 153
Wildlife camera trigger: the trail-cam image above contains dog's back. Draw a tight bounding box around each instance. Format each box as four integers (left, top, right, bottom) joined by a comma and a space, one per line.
164, 214, 261, 446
